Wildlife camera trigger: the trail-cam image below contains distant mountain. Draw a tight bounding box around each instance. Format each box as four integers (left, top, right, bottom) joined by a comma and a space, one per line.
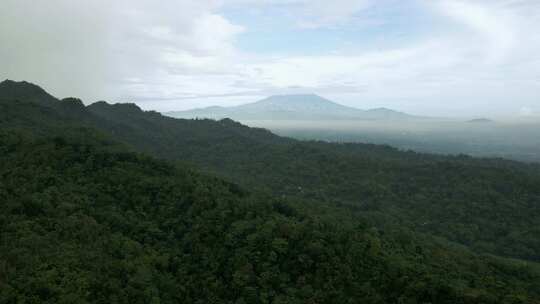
4, 83, 540, 302
166, 94, 418, 121
467, 118, 494, 123
4, 80, 540, 299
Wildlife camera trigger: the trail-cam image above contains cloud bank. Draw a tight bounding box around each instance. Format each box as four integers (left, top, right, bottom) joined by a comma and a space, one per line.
1, 0, 539, 116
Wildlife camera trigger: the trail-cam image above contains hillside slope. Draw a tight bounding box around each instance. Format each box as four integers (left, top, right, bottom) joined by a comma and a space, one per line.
2, 80, 540, 263
2, 128, 540, 303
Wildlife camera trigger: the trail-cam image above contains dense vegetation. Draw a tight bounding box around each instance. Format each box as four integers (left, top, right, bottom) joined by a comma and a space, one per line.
2, 130, 540, 303
88, 104, 540, 262
2, 80, 539, 262
2, 80, 540, 302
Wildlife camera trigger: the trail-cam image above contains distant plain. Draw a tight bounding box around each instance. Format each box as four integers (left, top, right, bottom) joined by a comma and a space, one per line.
241, 119, 540, 163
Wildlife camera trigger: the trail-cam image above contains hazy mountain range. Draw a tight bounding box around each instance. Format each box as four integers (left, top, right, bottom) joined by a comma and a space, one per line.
466, 118, 494, 123
3, 79, 540, 302
166, 94, 418, 121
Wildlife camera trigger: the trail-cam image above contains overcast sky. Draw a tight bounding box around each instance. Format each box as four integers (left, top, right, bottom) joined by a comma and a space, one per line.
1, 0, 539, 117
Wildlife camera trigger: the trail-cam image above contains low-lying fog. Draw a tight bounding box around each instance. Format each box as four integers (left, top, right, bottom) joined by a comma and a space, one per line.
241, 119, 540, 163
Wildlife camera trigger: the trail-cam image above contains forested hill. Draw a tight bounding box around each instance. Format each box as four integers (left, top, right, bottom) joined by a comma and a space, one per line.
2, 80, 540, 302
0, 80, 57, 105
3, 128, 540, 303
2, 80, 540, 264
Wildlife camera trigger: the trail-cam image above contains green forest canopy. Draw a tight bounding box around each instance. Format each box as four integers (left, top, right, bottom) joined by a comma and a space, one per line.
1, 80, 540, 303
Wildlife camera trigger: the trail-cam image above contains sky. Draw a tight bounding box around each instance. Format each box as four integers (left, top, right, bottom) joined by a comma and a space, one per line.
1, 0, 539, 117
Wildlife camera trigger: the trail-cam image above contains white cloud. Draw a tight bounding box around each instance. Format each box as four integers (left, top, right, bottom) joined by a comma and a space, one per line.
432, 0, 518, 64
225, 0, 373, 28
519, 106, 534, 116
220, 0, 540, 116
0, 0, 242, 102
297, 0, 373, 28
1, 0, 539, 116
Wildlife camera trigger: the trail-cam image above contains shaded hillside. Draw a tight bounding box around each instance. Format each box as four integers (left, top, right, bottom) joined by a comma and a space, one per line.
2, 129, 540, 303
0, 79, 58, 105
1, 80, 540, 263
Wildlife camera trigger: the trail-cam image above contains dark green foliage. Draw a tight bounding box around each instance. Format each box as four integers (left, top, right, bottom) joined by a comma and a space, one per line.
3, 81, 538, 261
2, 80, 540, 302
91, 105, 540, 261
0, 80, 58, 105
1, 131, 539, 303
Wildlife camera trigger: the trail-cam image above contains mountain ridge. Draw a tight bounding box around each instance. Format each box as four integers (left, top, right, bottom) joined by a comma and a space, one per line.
166, 94, 417, 121
0, 79, 58, 105
2, 80, 540, 302
467, 118, 494, 123
2, 80, 540, 264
